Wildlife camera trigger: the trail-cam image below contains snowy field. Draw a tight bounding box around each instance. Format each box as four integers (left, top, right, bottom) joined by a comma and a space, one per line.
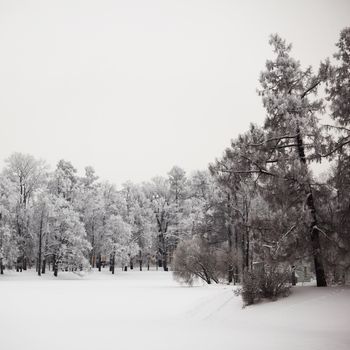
0, 269, 349, 350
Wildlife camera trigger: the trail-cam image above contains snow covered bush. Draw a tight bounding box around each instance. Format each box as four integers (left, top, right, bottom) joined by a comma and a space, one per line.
236, 265, 291, 306
172, 236, 220, 285
236, 270, 261, 306
259, 265, 291, 300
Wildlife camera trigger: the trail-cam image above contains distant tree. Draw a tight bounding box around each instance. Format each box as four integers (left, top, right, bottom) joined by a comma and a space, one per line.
47, 197, 91, 277
50, 159, 78, 201
122, 182, 154, 270
168, 166, 187, 203
31, 193, 53, 276
101, 215, 133, 274
210, 126, 266, 283
82, 166, 99, 189
74, 169, 104, 268
145, 176, 172, 271
3, 153, 48, 270
0, 175, 18, 273
167, 166, 188, 261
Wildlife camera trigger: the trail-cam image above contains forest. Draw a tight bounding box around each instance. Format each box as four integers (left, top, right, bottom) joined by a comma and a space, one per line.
0, 28, 349, 301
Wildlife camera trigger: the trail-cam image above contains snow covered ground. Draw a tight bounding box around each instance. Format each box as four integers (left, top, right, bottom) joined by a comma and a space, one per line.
0, 269, 349, 350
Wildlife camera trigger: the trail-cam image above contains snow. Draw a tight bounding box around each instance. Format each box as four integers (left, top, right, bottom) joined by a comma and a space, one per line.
0, 269, 349, 350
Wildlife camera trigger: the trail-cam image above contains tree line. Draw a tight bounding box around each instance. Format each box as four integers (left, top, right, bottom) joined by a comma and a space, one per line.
0, 28, 349, 288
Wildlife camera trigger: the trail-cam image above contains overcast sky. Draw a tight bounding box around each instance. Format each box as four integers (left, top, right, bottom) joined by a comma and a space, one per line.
0, 0, 349, 186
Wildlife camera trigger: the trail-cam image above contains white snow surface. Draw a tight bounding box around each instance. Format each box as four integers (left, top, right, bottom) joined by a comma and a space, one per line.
0, 269, 349, 350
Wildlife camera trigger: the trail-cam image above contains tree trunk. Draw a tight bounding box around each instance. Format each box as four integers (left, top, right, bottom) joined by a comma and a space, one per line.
91, 225, 95, 268
227, 224, 234, 284
291, 266, 297, 286
156, 211, 168, 271
203, 270, 211, 284
16, 257, 23, 272
241, 230, 248, 273
38, 215, 43, 276
233, 266, 239, 285
138, 250, 142, 271
163, 252, 168, 271
53, 255, 58, 277
0, 259, 4, 274
111, 253, 115, 274
98, 254, 102, 272
296, 128, 327, 287
91, 254, 96, 268
160, 236, 168, 271
42, 258, 46, 274
245, 230, 250, 270
244, 199, 250, 270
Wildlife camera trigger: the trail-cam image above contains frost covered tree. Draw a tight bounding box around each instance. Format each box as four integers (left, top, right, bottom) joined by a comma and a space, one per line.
144, 169, 190, 271
210, 126, 267, 282
101, 215, 133, 274
317, 27, 350, 283
325, 27, 350, 156
50, 159, 78, 201
31, 193, 53, 276
122, 182, 154, 270
3, 153, 48, 270
167, 166, 189, 261
74, 167, 104, 268
257, 35, 328, 286
0, 175, 18, 273
144, 176, 172, 271
47, 197, 91, 277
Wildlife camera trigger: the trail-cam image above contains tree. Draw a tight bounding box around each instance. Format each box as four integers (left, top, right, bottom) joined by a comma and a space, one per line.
47, 197, 91, 277
210, 126, 267, 283
102, 215, 132, 274
0, 174, 18, 274
325, 27, 350, 156
74, 170, 104, 268
167, 166, 188, 261
145, 176, 172, 271
318, 28, 350, 283
122, 182, 154, 270
31, 193, 53, 276
3, 153, 48, 270
50, 159, 78, 201
257, 35, 328, 286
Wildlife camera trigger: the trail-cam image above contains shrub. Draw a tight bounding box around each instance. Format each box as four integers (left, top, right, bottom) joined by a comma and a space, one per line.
235, 265, 291, 306
259, 265, 291, 300
172, 236, 220, 285
238, 270, 262, 306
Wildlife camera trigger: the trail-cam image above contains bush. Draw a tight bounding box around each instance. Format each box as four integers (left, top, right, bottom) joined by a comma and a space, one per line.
259, 266, 291, 300
236, 270, 261, 306
172, 236, 220, 285
235, 265, 291, 306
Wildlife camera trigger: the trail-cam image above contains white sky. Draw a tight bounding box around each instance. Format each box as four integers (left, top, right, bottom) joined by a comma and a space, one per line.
0, 0, 349, 186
